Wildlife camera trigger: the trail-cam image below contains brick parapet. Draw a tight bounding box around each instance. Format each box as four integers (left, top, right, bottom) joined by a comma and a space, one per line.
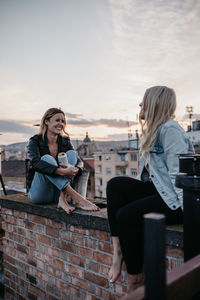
0, 195, 184, 299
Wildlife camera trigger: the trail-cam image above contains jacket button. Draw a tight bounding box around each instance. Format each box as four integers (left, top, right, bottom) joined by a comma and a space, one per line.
173, 205, 176, 209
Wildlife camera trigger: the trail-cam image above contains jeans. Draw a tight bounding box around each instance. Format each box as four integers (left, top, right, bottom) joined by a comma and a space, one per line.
28, 150, 77, 204
106, 176, 183, 274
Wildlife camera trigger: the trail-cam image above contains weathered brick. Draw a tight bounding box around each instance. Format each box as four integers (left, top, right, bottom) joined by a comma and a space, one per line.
17, 227, 26, 236
93, 251, 112, 265
27, 257, 37, 267
46, 219, 66, 229
35, 233, 52, 245
5, 215, 17, 225
46, 265, 61, 277
49, 258, 64, 270
65, 264, 83, 277
86, 261, 99, 273
1, 207, 13, 215
13, 211, 27, 219
91, 230, 110, 241
98, 241, 112, 254
84, 238, 97, 249
71, 233, 84, 246
84, 271, 108, 288
25, 238, 36, 248
64, 253, 85, 267
46, 283, 62, 298
60, 231, 70, 241
60, 241, 79, 254
27, 293, 37, 300
99, 264, 110, 277
79, 247, 92, 259
46, 246, 60, 258
32, 215, 46, 225
16, 244, 28, 254
68, 225, 89, 235
46, 227, 59, 238
71, 276, 87, 289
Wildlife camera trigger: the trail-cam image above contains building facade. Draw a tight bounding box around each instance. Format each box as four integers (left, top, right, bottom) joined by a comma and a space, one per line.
94, 150, 139, 198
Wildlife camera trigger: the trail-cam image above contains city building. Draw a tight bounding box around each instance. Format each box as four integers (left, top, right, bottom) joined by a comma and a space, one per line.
76, 132, 98, 199
186, 120, 200, 152
94, 149, 139, 199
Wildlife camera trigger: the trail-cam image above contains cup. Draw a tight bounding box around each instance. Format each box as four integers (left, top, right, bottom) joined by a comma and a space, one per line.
58, 152, 68, 166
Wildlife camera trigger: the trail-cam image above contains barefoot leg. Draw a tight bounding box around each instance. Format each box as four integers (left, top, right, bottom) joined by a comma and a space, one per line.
65, 185, 100, 211
127, 272, 144, 293
57, 191, 75, 214
109, 236, 123, 283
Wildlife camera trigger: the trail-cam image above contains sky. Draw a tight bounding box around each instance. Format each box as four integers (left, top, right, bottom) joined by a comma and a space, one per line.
0, 0, 200, 145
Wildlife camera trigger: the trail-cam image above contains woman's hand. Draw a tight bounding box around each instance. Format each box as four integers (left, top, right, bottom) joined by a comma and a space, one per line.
55, 164, 79, 177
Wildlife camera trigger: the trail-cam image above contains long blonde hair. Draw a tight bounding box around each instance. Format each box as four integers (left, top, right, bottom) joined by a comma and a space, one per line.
39, 108, 69, 139
139, 86, 176, 154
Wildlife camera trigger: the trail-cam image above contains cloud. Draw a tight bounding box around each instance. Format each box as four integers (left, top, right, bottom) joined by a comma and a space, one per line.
0, 120, 37, 135
66, 113, 137, 128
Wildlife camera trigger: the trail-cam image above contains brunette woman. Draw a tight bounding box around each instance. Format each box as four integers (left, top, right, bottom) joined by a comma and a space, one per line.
28, 107, 99, 214
106, 86, 194, 292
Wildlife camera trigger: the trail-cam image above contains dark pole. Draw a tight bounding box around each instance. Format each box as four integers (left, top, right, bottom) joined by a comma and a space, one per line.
144, 213, 166, 300
0, 174, 7, 195
176, 154, 200, 262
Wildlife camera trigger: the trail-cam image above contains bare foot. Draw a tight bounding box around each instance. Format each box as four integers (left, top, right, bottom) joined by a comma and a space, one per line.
109, 251, 123, 283
76, 198, 100, 211
57, 191, 75, 214
127, 273, 144, 293
64, 185, 100, 211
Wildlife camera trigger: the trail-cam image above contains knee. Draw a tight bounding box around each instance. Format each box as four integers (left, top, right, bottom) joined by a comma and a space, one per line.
41, 154, 58, 166
66, 150, 77, 165
106, 177, 121, 195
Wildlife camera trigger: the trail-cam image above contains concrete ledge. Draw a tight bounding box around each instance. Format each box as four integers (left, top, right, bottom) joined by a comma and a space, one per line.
0, 193, 183, 248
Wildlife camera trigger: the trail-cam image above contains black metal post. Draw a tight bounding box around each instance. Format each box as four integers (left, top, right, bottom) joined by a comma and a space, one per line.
0, 174, 7, 195
176, 173, 200, 262
144, 213, 166, 300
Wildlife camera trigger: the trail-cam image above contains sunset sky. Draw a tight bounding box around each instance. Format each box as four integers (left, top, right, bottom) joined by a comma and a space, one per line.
0, 0, 200, 145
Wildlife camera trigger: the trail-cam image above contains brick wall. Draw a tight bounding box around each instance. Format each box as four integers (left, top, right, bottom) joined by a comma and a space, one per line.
1, 207, 128, 300
0, 200, 184, 300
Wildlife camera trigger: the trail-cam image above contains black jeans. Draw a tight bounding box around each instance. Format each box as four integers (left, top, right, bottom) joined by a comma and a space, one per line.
106, 177, 183, 275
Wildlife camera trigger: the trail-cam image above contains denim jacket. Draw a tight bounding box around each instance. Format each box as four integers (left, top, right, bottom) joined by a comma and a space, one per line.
138, 120, 194, 210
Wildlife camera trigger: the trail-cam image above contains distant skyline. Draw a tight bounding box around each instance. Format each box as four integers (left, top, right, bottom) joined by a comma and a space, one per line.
1, 0, 200, 145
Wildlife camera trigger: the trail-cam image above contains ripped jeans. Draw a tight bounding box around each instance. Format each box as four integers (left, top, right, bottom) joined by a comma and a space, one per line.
28, 150, 77, 204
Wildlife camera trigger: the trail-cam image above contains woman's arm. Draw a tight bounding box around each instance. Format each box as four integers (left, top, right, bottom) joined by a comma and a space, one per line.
28, 136, 57, 175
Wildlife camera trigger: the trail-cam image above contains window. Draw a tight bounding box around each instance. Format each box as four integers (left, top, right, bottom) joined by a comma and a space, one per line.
118, 154, 126, 161
131, 168, 138, 177
120, 168, 126, 175
106, 168, 111, 174
98, 178, 103, 186
99, 155, 102, 161
131, 154, 137, 161
116, 167, 126, 176
98, 165, 102, 173
105, 155, 111, 160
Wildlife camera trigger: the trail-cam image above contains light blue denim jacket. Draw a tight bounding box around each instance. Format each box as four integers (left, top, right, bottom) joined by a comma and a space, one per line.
137, 120, 194, 210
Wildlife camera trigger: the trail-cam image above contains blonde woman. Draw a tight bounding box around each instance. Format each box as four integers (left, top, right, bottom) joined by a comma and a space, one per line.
106, 86, 194, 292
28, 107, 99, 214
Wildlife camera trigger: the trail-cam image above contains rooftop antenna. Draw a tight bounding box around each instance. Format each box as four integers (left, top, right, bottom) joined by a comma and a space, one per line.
186, 106, 193, 132
126, 117, 132, 148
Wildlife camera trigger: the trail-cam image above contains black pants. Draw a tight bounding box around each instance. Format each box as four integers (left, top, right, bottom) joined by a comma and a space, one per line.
106, 177, 183, 275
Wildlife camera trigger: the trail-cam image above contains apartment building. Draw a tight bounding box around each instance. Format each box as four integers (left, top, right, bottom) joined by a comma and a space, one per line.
94, 150, 139, 198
